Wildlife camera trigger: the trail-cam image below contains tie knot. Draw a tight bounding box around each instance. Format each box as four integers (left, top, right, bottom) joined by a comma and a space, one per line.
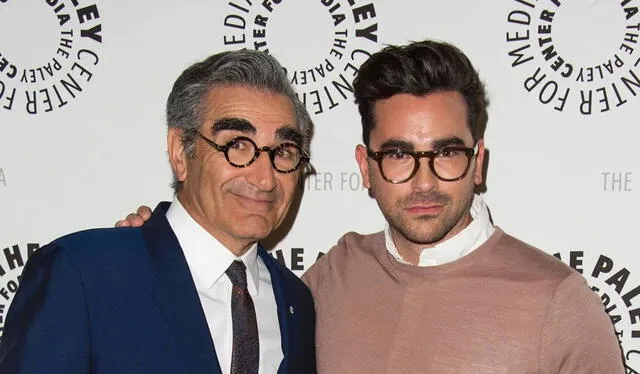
226, 260, 248, 288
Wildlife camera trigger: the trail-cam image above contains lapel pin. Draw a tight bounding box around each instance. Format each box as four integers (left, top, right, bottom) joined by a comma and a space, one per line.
289, 306, 294, 315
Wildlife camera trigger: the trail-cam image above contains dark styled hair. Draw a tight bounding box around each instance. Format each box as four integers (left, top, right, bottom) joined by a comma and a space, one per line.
166, 49, 312, 193
353, 40, 488, 146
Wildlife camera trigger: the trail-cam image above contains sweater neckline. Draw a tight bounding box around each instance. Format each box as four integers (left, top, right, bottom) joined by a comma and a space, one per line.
376, 227, 505, 279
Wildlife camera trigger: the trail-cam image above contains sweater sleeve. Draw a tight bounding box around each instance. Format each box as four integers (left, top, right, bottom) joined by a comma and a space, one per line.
301, 239, 341, 299
539, 272, 625, 373
301, 255, 326, 299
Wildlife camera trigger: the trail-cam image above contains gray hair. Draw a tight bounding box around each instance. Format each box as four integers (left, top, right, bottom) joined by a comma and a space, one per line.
166, 49, 313, 192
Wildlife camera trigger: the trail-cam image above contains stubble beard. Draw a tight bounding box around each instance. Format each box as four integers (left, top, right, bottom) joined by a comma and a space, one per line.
384, 190, 475, 247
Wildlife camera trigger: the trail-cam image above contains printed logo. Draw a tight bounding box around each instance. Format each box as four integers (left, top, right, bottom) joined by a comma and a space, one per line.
223, 0, 380, 114
0, 0, 103, 114
602, 171, 634, 192
272, 247, 325, 272
555, 250, 640, 371
302, 170, 367, 192
506, 0, 639, 114
0, 243, 39, 338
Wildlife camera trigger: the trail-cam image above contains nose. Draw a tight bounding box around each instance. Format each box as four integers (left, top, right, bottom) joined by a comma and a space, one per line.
246, 151, 277, 191
410, 158, 438, 193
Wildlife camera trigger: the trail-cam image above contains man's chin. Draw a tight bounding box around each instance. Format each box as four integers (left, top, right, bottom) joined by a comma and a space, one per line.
406, 233, 448, 246
237, 215, 276, 239
393, 220, 450, 246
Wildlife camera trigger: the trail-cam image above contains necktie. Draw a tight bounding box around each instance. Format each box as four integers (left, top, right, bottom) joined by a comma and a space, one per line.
225, 260, 259, 374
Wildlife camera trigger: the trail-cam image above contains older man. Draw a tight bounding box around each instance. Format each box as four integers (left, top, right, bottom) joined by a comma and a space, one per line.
0, 50, 316, 374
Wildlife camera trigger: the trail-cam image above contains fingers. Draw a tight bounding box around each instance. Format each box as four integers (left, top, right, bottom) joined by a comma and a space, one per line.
114, 205, 153, 228
114, 219, 130, 227
114, 213, 144, 228
137, 205, 152, 221
126, 213, 145, 227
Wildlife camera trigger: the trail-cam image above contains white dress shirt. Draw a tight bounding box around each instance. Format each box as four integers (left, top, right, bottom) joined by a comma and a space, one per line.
385, 194, 495, 266
166, 198, 283, 374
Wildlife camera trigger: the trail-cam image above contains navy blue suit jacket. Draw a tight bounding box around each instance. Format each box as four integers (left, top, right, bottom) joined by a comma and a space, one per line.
0, 202, 316, 373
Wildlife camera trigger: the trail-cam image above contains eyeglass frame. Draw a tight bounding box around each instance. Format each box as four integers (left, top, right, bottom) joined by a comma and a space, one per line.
197, 132, 310, 174
366, 142, 479, 183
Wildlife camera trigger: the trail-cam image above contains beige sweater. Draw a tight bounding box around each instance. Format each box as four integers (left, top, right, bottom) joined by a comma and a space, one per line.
302, 228, 624, 373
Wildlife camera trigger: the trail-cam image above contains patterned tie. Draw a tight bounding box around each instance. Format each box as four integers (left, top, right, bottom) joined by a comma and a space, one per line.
225, 260, 259, 374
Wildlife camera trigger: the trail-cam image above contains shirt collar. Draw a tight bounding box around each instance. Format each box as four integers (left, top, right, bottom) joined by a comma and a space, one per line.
165, 197, 261, 294
384, 194, 495, 267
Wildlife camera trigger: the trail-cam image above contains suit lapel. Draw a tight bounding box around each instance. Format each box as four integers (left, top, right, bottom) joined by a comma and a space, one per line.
258, 245, 296, 374
142, 202, 222, 374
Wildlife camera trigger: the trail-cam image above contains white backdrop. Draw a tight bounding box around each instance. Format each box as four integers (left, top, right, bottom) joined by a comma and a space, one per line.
1, 0, 639, 368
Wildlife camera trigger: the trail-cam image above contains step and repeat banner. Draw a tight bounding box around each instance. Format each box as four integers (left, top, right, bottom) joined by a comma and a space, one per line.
1, 0, 639, 368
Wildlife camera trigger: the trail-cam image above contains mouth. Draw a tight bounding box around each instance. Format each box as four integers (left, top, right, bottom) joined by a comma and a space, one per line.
232, 193, 276, 210
405, 204, 444, 216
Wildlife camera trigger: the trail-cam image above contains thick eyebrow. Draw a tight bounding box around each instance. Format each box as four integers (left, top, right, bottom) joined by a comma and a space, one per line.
378, 139, 415, 151
211, 117, 256, 136
211, 117, 302, 145
431, 137, 467, 149
376, 137, 468, 151
276, 126, 303, 145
